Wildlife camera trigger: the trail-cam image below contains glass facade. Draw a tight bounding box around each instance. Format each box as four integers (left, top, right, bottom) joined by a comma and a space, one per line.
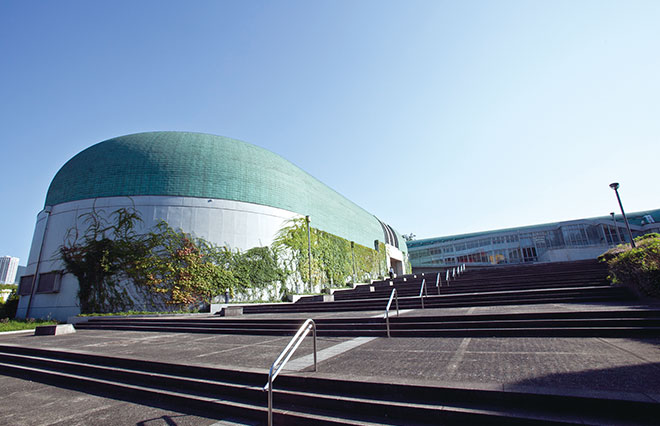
409, 210, 660, 268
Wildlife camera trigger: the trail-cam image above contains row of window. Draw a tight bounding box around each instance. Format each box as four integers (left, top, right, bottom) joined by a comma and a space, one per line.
410, 223, 633, 262
18, 272, 62, 296
428, 247, 539, 266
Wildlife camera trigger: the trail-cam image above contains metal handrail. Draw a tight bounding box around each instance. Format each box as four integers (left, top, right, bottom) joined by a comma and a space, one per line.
435, 272, 441, 295
263, 318, 317, 426
446, 269, 450, 284
385, 288, 400, 338
419, 278, 428, 309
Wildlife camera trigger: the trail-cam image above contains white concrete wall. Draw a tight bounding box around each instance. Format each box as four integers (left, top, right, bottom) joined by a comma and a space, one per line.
16, 196, 300, 321
539, 245, 610, 263
385, 244, 406, 275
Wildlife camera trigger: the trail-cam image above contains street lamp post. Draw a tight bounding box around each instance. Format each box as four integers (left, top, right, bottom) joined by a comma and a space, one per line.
350, 241, 356, 282
609, 183, 636, 248
609, 212, 623, 244
306, 215, 312, 291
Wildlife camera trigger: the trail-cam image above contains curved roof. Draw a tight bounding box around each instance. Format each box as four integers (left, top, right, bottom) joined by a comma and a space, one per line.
46, 131, 406, 251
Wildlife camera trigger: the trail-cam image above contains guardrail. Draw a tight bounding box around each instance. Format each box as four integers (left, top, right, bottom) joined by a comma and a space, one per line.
385, 288, 400, 338
419, 278, 428, 309
263, 318, 317, 425
435, 272, 441, 295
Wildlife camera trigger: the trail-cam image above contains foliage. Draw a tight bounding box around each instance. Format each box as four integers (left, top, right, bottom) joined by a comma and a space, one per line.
60, 208, 287, 313
132, 222, 238, 307
402, 233, 416, 241
59, 208, 393, 312
227, 246, 287, 293
0, 284, 18, 291
0, 289, 19, 319
0, 319, 58, 332
599, 233, 660, 298
273, 218, 387, 291
60, 208, 151, 314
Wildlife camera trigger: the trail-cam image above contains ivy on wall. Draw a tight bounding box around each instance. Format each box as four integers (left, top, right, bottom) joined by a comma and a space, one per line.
60, 209, 390, 314
273, 218, 387, 292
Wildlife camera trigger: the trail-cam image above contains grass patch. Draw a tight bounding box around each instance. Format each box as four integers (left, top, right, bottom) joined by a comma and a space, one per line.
0, 319, 58, 333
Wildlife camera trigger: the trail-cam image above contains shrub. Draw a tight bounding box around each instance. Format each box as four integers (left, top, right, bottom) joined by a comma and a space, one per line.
0, 290, 19, 319
599, 233, 660, 298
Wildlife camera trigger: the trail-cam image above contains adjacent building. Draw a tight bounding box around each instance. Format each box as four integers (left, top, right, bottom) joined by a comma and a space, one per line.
0, 256, 19, 284
16, 131, 407, 321
409, 209, 660, 272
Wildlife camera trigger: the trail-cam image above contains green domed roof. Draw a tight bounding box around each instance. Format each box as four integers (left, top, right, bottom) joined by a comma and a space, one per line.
46, 131, 404, 250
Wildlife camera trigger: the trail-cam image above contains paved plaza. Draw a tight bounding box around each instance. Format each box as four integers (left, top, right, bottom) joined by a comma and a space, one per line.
1, 302, 659, 425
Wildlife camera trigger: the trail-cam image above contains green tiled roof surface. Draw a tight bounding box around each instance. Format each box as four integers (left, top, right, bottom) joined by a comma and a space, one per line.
46, 131, 405, 251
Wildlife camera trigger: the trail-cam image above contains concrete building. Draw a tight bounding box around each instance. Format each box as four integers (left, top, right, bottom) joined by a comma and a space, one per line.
409, 209, 660, 272
16, 132, 407, 321
0, 256, 19, 284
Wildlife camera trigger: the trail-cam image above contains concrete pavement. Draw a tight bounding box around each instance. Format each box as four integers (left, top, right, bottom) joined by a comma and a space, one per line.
1, 302, 660, 425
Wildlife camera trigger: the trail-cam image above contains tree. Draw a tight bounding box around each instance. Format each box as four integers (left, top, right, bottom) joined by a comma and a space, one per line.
402, 233, 416, 242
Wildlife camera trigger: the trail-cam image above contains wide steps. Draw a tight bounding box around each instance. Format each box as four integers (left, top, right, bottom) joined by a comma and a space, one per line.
0, 345, 658, 425
74, 309, 660, 338
335, 280, 611, 302
243, 286, 634, 315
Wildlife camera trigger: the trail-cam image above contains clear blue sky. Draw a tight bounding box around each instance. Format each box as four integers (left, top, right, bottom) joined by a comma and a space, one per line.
1, 0, 659, 264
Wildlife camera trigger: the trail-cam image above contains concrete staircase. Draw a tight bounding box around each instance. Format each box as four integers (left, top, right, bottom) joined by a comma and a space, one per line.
74, 309, 660, 337
239, 260, 630, 315
333, 259, 611, 301
1, 345, 657, 425
74, 259, 658, 337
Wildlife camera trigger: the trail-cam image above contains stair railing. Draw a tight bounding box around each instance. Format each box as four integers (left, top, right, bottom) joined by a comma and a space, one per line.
264, 318, 317, 426
419, 278, 428, 309
446, 269, 450, 284
435, 272, 441, 295
385, 288, 400, 338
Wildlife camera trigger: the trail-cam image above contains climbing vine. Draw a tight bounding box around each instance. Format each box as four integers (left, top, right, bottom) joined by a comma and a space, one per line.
60, 208, 151, 314
131, 222, 238, 308
60, 208, 289, 313
273, 218, 387, 291
60, 209, 392, 313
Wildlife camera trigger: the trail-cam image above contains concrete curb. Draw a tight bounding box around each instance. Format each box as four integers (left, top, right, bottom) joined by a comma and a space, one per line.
0, 329, 37, 336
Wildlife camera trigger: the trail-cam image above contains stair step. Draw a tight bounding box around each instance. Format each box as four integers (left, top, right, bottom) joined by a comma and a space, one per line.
1, 346, 657, 425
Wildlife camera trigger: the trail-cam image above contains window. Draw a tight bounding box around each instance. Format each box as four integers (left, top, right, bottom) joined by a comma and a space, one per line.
18, 275, 34, 296
563, 225, 589, 246
522, 247, 537, 262
603, 224, 621, 244
36, 271, 62, 294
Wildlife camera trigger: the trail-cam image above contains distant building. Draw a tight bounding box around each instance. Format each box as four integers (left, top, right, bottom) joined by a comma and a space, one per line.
0, 256, 20, 284
14, 266, 26, 284
408, 209, 660, 272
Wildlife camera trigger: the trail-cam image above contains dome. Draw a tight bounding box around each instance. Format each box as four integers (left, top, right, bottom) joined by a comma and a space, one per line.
45, 131, 404, 250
